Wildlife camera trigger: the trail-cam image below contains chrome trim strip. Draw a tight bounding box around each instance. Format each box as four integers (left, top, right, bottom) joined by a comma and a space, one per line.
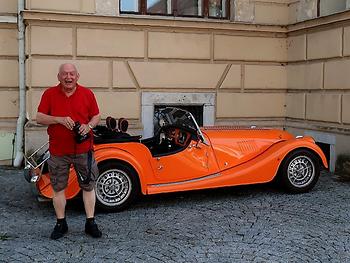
150, 172, 221, 187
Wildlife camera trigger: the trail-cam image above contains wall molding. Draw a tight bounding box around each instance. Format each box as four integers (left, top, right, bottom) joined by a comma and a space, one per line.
0, 16, 17, 23
22, 9, 350, 36
288, 9, 350, 34
22, 10, 287, 35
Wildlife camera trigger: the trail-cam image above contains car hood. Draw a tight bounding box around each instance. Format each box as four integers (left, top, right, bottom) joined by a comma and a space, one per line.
201, 126, 294, 170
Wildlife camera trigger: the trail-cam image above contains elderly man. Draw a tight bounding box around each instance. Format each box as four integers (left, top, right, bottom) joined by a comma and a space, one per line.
37, 63, 102, 239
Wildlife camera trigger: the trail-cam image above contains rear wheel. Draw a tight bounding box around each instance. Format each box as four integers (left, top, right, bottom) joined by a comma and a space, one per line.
95, 161, 140, 211
279, 149, 320, 193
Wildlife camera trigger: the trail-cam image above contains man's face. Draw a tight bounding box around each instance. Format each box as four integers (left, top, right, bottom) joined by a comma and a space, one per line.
57, 64, 80, 93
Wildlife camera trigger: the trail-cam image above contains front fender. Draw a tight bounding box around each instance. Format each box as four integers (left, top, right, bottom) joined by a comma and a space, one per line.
273, 136, 328, 170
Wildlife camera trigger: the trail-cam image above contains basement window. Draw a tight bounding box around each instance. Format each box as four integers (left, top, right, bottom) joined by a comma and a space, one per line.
120, 0, 230, 19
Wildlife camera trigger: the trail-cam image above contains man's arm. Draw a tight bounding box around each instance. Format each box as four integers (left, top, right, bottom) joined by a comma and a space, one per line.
87, 114, 101, 129
77, 114, 101, 135
36, 112, 75, 130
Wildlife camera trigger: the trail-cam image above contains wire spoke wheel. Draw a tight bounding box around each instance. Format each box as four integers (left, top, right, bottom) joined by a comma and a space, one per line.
287, 155, 315, 188
96, 162, 140, 211
96, 169, 131, 207
280, 149, 320, 193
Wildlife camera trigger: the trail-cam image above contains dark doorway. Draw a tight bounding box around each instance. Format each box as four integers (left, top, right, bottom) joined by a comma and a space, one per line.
316, 142, 330, 169
154, 105, 204, 126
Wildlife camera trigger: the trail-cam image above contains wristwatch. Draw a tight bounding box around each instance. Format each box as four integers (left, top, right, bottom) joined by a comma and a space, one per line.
88, 123, 94, 130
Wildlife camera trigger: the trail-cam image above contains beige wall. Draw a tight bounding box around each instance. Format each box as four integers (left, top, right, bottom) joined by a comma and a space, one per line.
286, 16, 350, 164
23, 3, 350, 161
0, 0, 347, 168
24, 0, 293, 25
25, 19, 289, 124
22, 12, 290, 157
0, 22, 19, 163
0, 26, 19, 122
0, 0, 17, 14
286, 23, 350, 125
234, 0, 291, 25
26, 0, 95, 13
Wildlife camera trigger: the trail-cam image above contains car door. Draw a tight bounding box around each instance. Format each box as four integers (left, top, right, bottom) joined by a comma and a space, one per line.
149, 138, 220, 184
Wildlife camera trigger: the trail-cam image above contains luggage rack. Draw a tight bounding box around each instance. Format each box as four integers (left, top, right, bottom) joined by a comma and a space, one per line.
24, 141, 49, 183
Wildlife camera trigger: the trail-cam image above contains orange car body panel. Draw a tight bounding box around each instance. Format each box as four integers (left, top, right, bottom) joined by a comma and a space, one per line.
148, 136, 219, 184
147, 136, 328, 194
203, 128, 294, 170
36, 166, 80, 199
35, 128, 328, 199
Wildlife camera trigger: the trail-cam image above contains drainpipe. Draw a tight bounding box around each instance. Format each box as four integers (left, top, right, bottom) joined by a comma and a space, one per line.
13, 0, 26, 167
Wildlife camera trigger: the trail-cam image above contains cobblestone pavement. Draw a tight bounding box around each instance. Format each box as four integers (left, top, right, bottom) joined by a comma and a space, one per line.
0, 166, 349, 263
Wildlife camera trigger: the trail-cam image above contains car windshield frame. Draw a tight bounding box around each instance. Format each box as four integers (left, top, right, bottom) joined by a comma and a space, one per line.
154, 107, 208, 144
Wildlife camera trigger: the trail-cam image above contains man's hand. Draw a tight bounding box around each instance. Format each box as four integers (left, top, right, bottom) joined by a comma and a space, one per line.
79, 123, 91, 136
37, 112, 75, 130
57, 116, 75, 130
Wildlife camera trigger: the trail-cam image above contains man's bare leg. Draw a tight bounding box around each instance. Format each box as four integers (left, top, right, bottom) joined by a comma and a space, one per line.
53, 190, 66, 218
83, 189, 95, 218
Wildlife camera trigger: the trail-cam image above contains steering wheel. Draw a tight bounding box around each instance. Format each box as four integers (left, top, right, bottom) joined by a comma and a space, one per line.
173, 128, 190, 147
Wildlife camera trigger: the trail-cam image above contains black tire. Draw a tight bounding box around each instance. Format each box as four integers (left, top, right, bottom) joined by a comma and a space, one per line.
95, 161, 140, 212
279, 149, 320, 193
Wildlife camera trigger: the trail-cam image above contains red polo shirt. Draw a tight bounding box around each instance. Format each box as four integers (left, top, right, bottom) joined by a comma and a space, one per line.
38, 84, 99, 156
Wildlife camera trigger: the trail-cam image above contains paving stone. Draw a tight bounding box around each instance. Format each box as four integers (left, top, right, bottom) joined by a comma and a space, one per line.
0, 167, 350, 262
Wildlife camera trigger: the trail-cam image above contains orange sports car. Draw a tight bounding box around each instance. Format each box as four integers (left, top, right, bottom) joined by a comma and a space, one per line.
24, 107, 328, 211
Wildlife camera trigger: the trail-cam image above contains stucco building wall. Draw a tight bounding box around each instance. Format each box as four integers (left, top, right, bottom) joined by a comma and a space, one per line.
0, 0, 19, 163
23, 7, 289, 152
1, 0, 350, 169
286, 13, 350, 170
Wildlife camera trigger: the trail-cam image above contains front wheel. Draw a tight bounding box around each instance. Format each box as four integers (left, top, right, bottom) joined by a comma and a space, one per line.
279, 149, 320, 193
95, 161, 140, 211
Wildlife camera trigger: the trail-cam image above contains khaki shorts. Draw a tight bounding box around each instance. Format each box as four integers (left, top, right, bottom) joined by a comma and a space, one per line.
47, 152, 99, 192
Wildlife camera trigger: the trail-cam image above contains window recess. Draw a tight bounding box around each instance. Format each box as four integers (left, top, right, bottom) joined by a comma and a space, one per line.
120, 0, 230, 19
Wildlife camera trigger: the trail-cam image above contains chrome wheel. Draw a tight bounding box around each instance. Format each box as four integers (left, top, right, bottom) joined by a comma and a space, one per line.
96, 168, 132, 207
279, 149, 321, 193
287, 155, 315, 188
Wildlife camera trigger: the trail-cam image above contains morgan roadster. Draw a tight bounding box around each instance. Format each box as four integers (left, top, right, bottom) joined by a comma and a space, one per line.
25, 107, 328, 211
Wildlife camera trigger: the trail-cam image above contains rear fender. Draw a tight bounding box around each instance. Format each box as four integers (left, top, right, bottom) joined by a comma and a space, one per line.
94, 147, 149, 195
